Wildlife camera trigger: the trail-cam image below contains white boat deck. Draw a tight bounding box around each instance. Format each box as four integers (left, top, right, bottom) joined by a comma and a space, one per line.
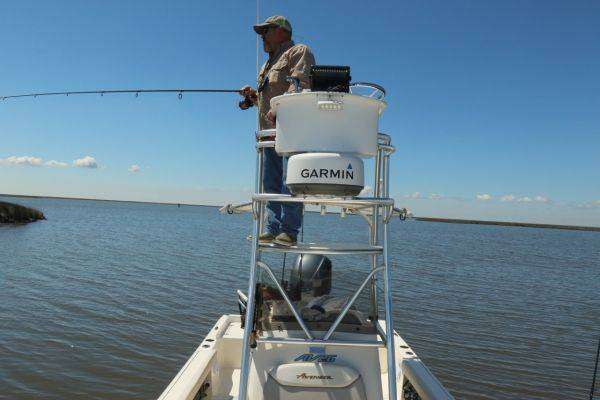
159, 315, 452, 400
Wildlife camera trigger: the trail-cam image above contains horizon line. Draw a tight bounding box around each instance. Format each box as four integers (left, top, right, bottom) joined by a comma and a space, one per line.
2, 193, 599, 232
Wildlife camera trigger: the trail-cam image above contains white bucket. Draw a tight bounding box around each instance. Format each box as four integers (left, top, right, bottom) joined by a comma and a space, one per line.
271, 92, 386, 157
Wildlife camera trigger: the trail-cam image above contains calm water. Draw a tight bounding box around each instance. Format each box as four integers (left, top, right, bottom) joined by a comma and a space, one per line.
1, 196, 599, 400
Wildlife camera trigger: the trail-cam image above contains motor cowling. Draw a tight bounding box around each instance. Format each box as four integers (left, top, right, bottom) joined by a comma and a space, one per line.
288, 254, 332, 302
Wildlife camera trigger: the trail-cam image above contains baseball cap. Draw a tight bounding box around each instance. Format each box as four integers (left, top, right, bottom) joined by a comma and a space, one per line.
253, 15, 292, 35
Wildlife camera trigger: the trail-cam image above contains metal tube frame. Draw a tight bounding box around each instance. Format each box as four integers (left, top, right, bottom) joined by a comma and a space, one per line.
375, 320, 388, 346
382, 145, 398, 400
256, 261, 314, 339
253, 193, 394, 207
257, 146, 265, 246
368, 133, 391, 322
259, 337, 384, 348
238, 131, 398, 400
369, 144, 383, 320
258, 242, 382, 255
323, 266, 384, 340
238, 144, 263, 400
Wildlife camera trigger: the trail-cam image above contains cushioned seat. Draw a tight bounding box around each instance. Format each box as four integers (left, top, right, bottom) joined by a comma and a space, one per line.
264, 362, 367, 400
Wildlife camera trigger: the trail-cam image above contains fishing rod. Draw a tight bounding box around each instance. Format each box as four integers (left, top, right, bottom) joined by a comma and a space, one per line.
0, 88, 242, 101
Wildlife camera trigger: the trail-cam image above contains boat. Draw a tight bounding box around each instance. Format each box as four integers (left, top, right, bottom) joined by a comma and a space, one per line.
158, 66, 453, 400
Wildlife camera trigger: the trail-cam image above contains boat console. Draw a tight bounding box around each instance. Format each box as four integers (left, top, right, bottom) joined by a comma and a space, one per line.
158, 65, 454, 400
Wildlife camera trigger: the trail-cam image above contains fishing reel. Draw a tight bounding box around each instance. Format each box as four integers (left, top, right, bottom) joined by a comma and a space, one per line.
238, 96, 255, 110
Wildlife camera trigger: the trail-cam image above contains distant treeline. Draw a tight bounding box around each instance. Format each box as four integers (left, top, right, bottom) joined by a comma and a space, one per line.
414, 217, 600, 232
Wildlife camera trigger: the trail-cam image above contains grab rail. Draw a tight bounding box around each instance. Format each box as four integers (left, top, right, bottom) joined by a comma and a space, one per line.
402, 359, 454, 400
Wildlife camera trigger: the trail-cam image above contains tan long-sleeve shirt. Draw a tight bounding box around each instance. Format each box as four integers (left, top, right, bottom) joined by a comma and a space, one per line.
257, 40, 315, 130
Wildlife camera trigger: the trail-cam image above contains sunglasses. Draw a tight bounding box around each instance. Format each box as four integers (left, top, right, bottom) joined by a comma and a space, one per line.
260, 26, 277, 37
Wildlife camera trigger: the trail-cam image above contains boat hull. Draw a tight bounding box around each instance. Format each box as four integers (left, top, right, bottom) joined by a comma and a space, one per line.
158, 315, 452, 400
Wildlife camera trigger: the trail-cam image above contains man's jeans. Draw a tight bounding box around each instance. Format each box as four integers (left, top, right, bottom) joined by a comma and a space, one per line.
262, 147, 302, 238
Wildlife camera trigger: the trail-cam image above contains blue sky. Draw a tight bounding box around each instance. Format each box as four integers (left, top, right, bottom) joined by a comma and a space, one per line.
1, 0, 599, 226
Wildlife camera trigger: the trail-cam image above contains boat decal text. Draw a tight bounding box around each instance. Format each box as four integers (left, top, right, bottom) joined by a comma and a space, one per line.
296, 372, 334, 380
300, 168, 354, 179
294, 353, 338, 363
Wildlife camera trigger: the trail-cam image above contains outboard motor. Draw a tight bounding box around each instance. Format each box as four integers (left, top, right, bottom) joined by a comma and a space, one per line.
288, 254, 332, 301
270, 65, 387, 197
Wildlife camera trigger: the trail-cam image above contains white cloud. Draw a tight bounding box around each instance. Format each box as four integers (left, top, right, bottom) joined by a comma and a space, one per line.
575, 202, 591, 209
429, 193, 443, 200
359, 185, 372, 196
128, 164, 141, 173
575, 200, 600, 209
476, 194, 492, 201
405, 192, 422, 199
73, 156, 98, 169
1, 155, 43, 166
500, 194, 549, 204
45, 160, 69, 168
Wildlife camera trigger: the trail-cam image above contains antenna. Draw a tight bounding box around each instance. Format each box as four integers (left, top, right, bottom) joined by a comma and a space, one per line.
256, 0, 260, 76
255, 0, 260, 131
591, 336, 600, 400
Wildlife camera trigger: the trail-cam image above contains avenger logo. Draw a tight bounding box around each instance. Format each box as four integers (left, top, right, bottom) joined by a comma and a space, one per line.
296, 373, 334, 380
294, 353, 338, 363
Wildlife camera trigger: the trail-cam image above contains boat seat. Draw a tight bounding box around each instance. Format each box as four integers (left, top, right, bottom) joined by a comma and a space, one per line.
264, 362, 366, 400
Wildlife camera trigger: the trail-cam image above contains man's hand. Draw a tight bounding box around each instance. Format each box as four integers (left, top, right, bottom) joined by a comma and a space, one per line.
266, 110, 276, 125
239, 85, 257, 98
238, 85, 258, 110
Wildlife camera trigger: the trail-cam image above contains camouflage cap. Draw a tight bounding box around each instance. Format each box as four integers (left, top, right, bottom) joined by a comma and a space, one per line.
253, 15, 292, 35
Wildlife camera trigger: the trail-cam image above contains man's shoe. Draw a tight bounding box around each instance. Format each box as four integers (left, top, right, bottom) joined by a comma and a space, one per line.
258, 232, 275, 243
273, 232, 297, 246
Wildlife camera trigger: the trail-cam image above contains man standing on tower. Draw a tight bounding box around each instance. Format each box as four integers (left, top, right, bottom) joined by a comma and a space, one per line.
239, 15, 315, 246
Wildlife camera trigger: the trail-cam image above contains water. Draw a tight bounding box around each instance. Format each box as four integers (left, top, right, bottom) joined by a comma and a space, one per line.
1, 196, 598, 400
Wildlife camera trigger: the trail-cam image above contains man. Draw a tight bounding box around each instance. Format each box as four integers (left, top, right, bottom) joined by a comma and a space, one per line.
239, 16, 315, 246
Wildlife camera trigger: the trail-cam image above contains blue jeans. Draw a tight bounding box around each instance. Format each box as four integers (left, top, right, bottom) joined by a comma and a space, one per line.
262, 147, 302, 238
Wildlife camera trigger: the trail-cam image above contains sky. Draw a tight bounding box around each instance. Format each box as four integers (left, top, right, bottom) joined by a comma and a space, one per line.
1, 0, 599, 226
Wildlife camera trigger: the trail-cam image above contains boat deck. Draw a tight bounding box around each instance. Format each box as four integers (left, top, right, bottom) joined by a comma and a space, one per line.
159, 314, 452, 400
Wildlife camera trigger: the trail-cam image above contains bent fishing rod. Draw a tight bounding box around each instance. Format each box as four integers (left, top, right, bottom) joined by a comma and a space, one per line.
0, 87, 258, 108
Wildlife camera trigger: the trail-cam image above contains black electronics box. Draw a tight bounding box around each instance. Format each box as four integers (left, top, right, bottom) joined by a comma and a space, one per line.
310, 65, 351, 93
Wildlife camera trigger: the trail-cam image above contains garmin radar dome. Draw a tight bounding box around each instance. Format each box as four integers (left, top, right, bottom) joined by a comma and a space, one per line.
270, 65, 386, 197
286, 153, 364, 196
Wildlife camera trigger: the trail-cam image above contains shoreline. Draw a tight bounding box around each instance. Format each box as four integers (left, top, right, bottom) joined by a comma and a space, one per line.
414, 217, 600, 232
0, 193, 216, 208
2, 193, 598, 232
